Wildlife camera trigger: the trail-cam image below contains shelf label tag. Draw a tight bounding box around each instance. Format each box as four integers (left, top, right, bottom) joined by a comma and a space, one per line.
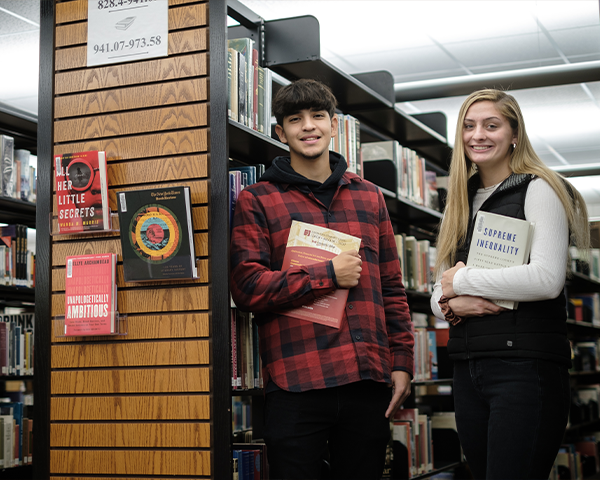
87, 0, 168, 67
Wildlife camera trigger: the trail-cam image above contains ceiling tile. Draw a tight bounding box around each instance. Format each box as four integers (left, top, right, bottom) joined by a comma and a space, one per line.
509, 83, 594, 106
0, 0, 39, 22
0, 11, 30, 36
445, 33, 559, 70
535, 1, 600, 30
584, 81, 600, 98
0, 0, 39, 35
548, 26, 600, 58
340, 46, 467, 83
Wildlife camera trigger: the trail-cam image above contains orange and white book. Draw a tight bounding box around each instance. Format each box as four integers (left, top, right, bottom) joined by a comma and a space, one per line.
278, 221, 361, 329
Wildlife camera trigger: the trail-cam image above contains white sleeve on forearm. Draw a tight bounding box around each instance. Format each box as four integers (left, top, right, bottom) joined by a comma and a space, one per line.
431, 279, 445, 319
452, 178, 569, 302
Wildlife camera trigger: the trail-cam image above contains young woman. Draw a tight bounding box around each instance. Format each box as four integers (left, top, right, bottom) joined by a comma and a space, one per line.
430, 89, 590, 479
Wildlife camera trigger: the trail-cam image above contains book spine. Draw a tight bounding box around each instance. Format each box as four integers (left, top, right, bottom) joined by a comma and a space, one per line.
252, 48, 259, 131
257, 66, 265, 134
227, 49, 233, 120
14, 159, 20, 200
1, 136, 14, 198
99, 151, 110, 230
253, 317, 261, 388
264, 68, 272, 136
19, 225, 25, 287
238, 52, 246, 126
231, 309, 238, 389
0, 323, 6, 375
3, 417, 12, 468
247, 314, 254, 389
8, 323, 13, 375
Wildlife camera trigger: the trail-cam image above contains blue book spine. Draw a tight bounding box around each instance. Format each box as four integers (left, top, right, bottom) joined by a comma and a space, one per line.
427, 330, 438, 380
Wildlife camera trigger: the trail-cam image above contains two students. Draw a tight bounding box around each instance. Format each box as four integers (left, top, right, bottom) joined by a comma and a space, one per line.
231, 79, 589, 479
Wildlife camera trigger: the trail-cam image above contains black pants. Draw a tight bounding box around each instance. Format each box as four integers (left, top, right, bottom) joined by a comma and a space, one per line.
263, 380, 392, 480
453, 357, 570, 479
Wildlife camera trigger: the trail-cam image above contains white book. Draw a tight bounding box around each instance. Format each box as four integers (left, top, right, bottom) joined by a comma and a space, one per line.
0, 415, 13, 468
467, 210, 534, 310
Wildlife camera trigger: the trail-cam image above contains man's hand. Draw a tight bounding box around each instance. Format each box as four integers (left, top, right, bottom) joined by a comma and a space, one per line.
448, 295, 506, 317
441, 261, 466, 298
385, 370, 412, 418
331, 250, 362, 288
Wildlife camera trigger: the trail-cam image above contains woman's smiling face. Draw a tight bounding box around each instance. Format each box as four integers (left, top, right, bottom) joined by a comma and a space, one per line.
463, 100, 518, 173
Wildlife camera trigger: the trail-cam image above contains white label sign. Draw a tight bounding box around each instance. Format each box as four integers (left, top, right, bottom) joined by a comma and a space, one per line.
87, 0, 168, 67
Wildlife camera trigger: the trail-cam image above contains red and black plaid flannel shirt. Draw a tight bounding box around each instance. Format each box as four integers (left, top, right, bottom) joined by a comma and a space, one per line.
230, 171, 414, 392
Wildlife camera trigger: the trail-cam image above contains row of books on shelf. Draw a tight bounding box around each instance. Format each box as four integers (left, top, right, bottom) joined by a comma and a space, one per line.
230, 312, 450, 389
231, 309, 263, 390
570, 384, 600, 426
330, 113, 362, 176
229, 163, 265, 232
227, 142, 442, 217
362, 140, 446, 212
413, 327, 438, 382
232, 396, 252, 434
388, 409, 461, 479
571, 339, 600, 373
228, 34, 362, 178
570, 246, 600, 282
0, 401, 32, 469
228, 37, 273, 136
550, 440, 600, 480
396, 235, 436, 294
231, 409, 461, 480
569, 293, 600, 326
0, 224, 34, 288
0, 135, 36, 204
233, 443, 268, 480
0, 310, 34, 376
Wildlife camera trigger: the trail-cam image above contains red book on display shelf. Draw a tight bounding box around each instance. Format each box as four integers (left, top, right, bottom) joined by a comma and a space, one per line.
64, 253, 117, 336
54, 150, 110, 234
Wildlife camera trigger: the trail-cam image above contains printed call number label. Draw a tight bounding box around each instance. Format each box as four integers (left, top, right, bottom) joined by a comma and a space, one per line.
87, 0, 167, 67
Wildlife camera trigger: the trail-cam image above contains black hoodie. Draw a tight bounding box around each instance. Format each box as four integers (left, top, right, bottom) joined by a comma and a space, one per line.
259, 151, 348, 209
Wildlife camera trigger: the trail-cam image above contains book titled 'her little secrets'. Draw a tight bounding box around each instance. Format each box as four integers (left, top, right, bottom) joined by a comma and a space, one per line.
65, 253, 117, 336
54, 150, 110, 233
278, 221, 362, 329
117, 186, 197, 282
467, 210, 534, 310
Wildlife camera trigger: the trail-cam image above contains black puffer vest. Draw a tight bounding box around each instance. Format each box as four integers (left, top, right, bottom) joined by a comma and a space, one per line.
447, 173, 571, 367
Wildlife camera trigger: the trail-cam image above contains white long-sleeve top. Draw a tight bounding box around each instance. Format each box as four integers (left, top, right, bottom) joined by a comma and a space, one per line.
430, 177, 569, 319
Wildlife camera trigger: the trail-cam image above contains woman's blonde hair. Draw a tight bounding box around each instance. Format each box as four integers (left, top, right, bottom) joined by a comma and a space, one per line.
434, 88, 590, 277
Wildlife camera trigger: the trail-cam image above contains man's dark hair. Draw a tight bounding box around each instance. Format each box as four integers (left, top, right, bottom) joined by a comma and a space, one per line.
272, 79, 338, 126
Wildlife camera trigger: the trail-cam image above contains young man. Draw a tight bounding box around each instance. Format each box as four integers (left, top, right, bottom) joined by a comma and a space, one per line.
230, 79, 414, 480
